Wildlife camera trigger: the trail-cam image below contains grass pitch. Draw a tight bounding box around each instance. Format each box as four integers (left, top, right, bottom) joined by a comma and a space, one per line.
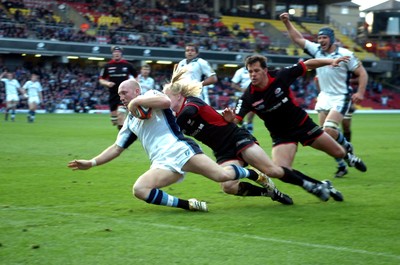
1, 113, 399, 265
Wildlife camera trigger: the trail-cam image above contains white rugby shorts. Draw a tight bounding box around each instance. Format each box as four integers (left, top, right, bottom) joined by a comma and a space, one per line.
315, 92, 350, 114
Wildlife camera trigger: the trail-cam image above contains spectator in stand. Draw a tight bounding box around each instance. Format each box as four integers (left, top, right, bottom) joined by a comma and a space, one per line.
99, 46, 138, 130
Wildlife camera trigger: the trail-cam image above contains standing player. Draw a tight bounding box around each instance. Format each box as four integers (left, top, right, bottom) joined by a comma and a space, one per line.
68, 79, 272, 212
176, 43, 217, 105
99, 46, 138, 130
315, 75, 357, 177
22, 72, 43, 123
0, 70, 23, 122
280, 12, 368, 177
137, 64, 155, 94
231, 60, 256, 134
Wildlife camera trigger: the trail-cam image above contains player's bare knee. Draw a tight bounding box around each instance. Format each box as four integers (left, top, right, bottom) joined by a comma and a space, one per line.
132, 183, 146, 200
333, 146, 346, 158
221, 181, 237, 194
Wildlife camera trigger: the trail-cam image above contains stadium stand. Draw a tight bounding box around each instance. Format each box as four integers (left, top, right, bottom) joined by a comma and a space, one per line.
0, 0, 399, 112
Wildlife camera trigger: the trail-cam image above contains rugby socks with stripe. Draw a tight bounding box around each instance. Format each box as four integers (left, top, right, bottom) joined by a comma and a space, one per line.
145, 188, 189, 210
231, 164, 258, 181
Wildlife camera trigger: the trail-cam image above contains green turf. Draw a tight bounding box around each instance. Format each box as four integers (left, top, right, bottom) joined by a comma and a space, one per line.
1, 113, 399, 265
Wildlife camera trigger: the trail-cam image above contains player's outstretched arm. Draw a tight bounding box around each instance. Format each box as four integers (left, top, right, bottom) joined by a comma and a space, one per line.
304, 56, 350, 70
68, 144, 124, 170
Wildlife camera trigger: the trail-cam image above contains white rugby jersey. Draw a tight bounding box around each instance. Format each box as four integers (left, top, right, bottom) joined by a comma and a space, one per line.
304, 40, 361, 95
138, 75, 155, 94
176, 57, 216, 82
231, 67, 250, 89
23, 80, 42, 97
1, 78, 21, 96
115, 90, 193, 164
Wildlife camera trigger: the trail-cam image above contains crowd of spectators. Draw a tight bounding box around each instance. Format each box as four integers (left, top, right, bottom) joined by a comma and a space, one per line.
0, 0, 272, 53
1, 61, 400, 113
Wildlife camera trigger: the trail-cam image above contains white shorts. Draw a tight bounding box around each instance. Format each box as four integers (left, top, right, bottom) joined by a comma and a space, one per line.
28, 96, 40, 105
315, 92, 351, 115
150, 142, 200, 175
6, 94, 19, 102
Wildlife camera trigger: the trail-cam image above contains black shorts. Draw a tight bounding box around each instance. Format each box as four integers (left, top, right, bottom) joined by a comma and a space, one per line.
271, 116, 324, 147
214, 127, 258, 165
109, 93, 122, 112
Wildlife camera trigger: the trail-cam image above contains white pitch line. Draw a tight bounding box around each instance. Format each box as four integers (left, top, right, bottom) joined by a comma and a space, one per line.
3, 205, 400, 261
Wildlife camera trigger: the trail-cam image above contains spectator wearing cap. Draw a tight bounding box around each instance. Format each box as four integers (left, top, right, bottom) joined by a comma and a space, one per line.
99, 46, 138, 130
280, 12, 368, 178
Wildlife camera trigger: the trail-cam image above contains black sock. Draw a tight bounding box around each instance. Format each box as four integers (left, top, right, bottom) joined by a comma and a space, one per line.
247, 169, 260, 181
292, 168, 321, 184
178, 200, 190, 210
236, 182, 268, 196
279, 167, 304, 186
344, 131, 351, 142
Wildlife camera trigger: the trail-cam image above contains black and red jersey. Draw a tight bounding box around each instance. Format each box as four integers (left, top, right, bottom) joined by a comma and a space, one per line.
235, 62, 309, 135
176, 96, 239, 151
99, 59, 137, 92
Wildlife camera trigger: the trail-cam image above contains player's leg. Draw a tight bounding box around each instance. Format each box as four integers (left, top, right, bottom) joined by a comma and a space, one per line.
5, 101, 11, 121
28, 99, 37, 122
342, 113, 353, 142
323, 110, 366, 172
10, 100, 17, 121
218, 158, 292, 204
319, 109, 347, 177
117, 105, 127, 130
272, 143, 330, 201
133, 168, 207, 211
182, 153, 260, 183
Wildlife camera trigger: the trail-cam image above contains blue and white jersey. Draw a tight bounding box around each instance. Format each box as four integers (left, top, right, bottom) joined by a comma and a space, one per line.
23, 80, 42, 97
231, 67, 250, 89
115, 90, 201, 169
304, 40, 361, 95
176, 57, 216, 82
138, 75, 155, 94
1, 78, 21, 96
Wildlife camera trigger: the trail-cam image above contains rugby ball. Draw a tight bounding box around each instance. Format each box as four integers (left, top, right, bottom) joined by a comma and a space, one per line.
133, 105, 152, 119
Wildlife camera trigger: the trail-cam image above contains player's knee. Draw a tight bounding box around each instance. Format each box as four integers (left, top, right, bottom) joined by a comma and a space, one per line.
132, 183, 147, 200
221, 181, 238, 195
323, 120, 339, 134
